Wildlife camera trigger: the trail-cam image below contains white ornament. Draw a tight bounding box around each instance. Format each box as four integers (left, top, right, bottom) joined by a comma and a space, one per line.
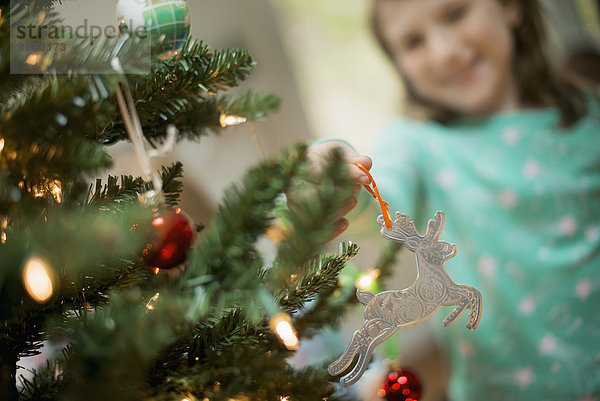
116, 0, 148, 31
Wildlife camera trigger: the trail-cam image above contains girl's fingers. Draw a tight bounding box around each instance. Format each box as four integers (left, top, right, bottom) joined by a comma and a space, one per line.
353, 155, 373, 170
348, 155, 373, 184
328, 218, 349, 242
349, 163, 371, 184
332, 195, 358, 222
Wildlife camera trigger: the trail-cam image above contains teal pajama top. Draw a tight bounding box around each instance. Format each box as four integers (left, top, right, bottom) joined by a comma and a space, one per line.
369, 101, 600, 401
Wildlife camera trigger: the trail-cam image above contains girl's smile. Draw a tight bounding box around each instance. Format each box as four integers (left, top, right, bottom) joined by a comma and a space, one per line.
375, 0, 522, 117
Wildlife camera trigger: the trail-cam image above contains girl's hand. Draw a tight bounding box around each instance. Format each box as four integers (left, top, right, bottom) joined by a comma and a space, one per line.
306, 140, 372, 240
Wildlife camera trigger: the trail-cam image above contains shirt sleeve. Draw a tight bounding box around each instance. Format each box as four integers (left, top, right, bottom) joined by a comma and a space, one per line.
370, 118, 426, 226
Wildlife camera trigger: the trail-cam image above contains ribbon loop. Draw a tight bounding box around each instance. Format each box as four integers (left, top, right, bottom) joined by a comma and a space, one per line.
353, 162, 392, 229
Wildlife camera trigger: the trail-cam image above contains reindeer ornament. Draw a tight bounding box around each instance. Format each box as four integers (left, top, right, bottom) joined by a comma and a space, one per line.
328, 210, 482, 387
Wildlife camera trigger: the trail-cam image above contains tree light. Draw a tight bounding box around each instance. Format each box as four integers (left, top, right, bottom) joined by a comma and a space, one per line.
145, 293, 160, 310
219, 114, 247, 128
355, 269, 380, 291
270, 313, 299, 350
23, 257, 54, 303
50, 180, 62, 203
1, 216, 7, 244
25, 53, 42, 66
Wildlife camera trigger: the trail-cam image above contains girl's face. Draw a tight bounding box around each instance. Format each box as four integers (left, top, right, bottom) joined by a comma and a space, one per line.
376, 0, 521, 117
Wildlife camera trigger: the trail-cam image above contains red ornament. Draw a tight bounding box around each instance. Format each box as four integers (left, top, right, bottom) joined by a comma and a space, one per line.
378, 368, 422, 401
143, 207, 195, 271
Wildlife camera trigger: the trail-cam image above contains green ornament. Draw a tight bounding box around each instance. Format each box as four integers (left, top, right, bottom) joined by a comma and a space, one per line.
116, 0, 191, 60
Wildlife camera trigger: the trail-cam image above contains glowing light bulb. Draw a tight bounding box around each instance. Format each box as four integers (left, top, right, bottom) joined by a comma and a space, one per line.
145, 293, 160, 310
219, 114, 247, 128
50, 180, 62, 203
270, 313, 299, 350
26, 53, 42, 66
31, 185, 45, 198
1, 217, 7, 244
0, 138, 4, 153
356, 269, 380, 291
23, 257, 54, 303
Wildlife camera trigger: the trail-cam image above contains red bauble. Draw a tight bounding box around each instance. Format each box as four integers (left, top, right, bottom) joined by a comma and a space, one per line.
378, 368, 422, 401
143, 207, 196, 270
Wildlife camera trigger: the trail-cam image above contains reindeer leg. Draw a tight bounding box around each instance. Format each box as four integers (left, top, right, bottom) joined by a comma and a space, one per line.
442, 285, 482, 330
328, 325, 369, 376
339, 347, 368, 387
443, 299, 469, 328
464, 286, 482, 330
340, 324, 397, 386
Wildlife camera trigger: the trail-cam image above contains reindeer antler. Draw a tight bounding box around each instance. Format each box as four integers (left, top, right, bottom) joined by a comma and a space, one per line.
378, 212, 425, 251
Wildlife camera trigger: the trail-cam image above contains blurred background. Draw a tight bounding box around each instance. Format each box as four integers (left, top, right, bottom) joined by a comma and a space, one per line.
36, 1, 600, 400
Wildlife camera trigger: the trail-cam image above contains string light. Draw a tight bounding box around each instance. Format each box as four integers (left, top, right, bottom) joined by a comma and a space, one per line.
1, 216, 8, 244
280, 397, 290, 401
355, 269, 380, 291
50, 180, 62, 203
23, 257, 54, 303
25, 53, 42, 66
270, 313, 299, 350
0, 138, 4, 153
219, 114, 247, 128
145, 293, 160, 310
30, 180, 63, 202
31, 184, 45, 198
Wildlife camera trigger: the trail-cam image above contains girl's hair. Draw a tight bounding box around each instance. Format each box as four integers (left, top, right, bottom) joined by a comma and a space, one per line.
371, 0, 588, 127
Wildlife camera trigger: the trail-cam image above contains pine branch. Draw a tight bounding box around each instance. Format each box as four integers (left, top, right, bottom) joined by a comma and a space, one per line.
150, 310, 333, 401
270, 148, 354, 284
293, 283, 358, 340
152, 40, 255, 94
87, 162, 184, 208
0, 5, 59, 104
0, 204, 153, 364
275, 242, 359, 313
95, 89, 280, 145
182, 145, 307, 296
2, 8, 277, 149
56, 289, 194, 401
93, 39, 257, 145
19, 346, 71, 401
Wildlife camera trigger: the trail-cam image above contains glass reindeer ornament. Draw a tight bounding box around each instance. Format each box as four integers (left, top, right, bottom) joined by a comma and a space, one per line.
329, 165, 482, 387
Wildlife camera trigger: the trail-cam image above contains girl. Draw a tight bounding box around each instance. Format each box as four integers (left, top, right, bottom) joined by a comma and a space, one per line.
311, 0, 600, 399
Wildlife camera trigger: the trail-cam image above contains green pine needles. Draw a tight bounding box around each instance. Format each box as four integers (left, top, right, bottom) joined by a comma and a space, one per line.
0, 2, 402, 401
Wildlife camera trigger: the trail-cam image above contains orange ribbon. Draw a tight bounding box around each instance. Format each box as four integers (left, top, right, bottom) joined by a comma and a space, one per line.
354, 162, 392, 230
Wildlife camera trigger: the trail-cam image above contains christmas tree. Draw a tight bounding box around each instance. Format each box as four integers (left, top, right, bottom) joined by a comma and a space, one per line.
0, 1, 406, 400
